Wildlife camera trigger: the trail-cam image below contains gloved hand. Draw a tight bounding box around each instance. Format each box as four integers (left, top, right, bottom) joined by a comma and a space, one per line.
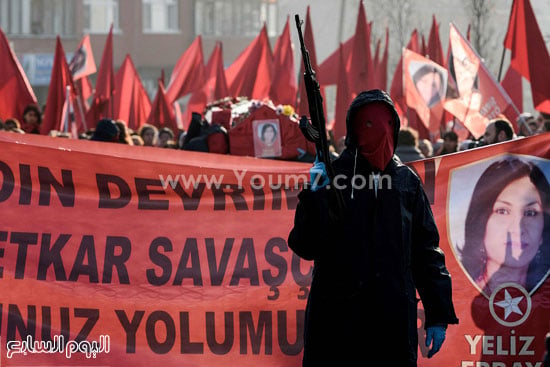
309, 159, 329, 192
426, 326, 446, 358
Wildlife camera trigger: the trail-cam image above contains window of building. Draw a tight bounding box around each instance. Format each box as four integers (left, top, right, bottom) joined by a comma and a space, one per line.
142, 0, 179, 33
195, 0, 277, 37
83, 0, 120, 34
0, 0, 75, 36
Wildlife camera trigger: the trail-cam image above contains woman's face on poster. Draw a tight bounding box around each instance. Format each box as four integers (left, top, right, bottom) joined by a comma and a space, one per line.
415, 70, 442, 106
453, 54, 477, 95
484, 176, 544, 268
262, 125, 276, 143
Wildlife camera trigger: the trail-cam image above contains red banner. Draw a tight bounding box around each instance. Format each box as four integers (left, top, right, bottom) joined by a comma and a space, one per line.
0, 132, 549, 366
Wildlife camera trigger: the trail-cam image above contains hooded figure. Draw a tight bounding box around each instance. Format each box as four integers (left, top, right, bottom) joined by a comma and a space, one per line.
288, 90, 458, 366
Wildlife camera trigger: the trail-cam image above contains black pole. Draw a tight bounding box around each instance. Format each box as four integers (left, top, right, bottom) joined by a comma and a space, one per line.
497, 43, 507, 82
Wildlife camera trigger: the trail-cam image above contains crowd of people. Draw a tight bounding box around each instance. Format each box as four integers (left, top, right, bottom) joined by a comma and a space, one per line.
2, 102, 550, 165
389, 111, 550, 163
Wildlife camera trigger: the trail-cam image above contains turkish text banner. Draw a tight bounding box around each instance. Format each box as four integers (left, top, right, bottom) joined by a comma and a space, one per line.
0, 132, 549, 366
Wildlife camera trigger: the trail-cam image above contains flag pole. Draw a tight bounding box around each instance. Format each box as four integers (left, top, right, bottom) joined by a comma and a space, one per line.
498, 0, 515, 82
497, 46, 506, 82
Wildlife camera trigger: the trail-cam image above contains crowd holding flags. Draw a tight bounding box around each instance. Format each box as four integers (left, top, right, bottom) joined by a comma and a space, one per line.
1, 2, 550, 366
0, 0, 549, 145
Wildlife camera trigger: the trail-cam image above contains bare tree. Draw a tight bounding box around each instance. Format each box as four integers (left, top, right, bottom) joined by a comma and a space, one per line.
465, 0, 499, 69
368, 0, 417, 86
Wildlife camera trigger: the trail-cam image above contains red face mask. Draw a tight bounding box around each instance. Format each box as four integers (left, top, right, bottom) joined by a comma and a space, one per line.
351, 102, 395, 171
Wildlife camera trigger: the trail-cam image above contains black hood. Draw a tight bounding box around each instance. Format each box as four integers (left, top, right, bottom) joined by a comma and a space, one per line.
344, 89, 401, 153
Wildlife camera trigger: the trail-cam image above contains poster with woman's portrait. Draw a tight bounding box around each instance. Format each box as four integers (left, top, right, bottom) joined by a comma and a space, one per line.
408, 60, 448, 108
447, 153, 550, 297
252, 119, 282, 158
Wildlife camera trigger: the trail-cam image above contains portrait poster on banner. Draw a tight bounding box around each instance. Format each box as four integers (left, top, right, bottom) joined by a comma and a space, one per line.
252, 119, 282, 158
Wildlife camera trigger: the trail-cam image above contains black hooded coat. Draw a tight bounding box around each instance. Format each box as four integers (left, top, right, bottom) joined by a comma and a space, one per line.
288, 90, 458, 366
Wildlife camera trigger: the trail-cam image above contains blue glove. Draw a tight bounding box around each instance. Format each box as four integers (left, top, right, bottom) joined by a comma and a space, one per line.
426, 326, 446, 358
309, 159, 329, 192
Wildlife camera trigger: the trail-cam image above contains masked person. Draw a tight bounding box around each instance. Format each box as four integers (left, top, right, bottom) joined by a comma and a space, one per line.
288, 89, 459, 367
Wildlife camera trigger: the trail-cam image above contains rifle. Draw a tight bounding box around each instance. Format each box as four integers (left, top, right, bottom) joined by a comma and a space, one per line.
295, 14, 345, 215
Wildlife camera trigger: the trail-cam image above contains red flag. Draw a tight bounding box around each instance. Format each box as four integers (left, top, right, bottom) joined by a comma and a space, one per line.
86, 25, 115, 128
207, 42, 229, 102
41, 37, 81, 135
77, 76, 93, 110
165, 36, 205, 104
296, 6, 328, 122
444, 23, 517, 138
0, 27, 38, 121
59, 85, 84, 139
317, 35, 353, 86
503, 0, 550, 113
501, 65, 523, 115
269, 16, 297, 106
225, 24, 273, 100
331, 43, 352, 144
184, 41, 229, 130
403, 48, 447, 133
114, 54, 152, 131
427, 14, 445, 67
69, 35, 96, 81
390, 29, 421, 115
348, 1, 375, 94
147, 79, 178, 133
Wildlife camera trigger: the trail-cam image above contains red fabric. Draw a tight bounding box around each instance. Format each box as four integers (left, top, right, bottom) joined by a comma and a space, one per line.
165, 36, 205, 104
207, 131, 229, 154
444, 24, 516, 138
41, 37, 78, 135
113, 54, 152, 131
317, 35, 353, 86
69, 35, 96, 81
147, 79, 177, 133
211, 109, 232, 131
77, 76, 92, 110
331, 43, 352, 144
390, 29, 421, 116
86, 25, 115, 129
208, 42, 229, 102
503, 0, 550, 113
0, 28, 38, 121
351, 102, 394, 171
228, 105, 315, 159
348, 1, 376, 95
225, 25, 273, 100
184, 41, 229, 130
1, 132, 550, 366
403, 48, 446, 133
269, 16, 297, 106
427, 14, 445, 67
296, 6, 328, 123
501, 65, 523, 115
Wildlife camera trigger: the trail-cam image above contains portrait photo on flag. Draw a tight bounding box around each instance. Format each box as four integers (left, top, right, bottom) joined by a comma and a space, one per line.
69, 35, 97, 81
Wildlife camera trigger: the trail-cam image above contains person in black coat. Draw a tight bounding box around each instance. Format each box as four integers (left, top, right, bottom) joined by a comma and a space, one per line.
288, 89, 459, 367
